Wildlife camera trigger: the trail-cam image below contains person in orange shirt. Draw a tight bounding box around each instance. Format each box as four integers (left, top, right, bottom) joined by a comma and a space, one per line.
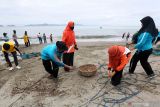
107, 45, 131, 86
62, 21, 78, 71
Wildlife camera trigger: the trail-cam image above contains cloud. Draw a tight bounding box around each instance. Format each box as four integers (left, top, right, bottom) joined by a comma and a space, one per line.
0, 0, 160, 26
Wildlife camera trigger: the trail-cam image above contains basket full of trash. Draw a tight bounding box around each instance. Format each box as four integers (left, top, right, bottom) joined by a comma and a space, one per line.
78, 64, 97, 77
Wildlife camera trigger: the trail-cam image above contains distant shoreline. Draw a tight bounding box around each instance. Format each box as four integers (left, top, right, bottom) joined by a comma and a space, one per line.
0, 24, 84, 27
0, 37, 126, 46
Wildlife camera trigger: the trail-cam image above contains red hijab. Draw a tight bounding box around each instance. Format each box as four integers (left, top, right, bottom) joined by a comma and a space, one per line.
108, 45, 125, 70
62, 21, 76, 53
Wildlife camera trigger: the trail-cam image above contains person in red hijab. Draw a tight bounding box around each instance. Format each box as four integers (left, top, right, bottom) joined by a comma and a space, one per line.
62, 21, 78, 71
107, 45, 131, 86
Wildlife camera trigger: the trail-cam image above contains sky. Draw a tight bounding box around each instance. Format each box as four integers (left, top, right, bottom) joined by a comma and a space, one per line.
0, 0, 160, 26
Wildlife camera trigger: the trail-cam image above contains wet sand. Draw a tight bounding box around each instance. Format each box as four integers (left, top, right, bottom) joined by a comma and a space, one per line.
0, 42, 160, 107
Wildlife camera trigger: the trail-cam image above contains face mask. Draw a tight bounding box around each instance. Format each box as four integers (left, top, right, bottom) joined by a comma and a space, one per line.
70, 26, 74, 30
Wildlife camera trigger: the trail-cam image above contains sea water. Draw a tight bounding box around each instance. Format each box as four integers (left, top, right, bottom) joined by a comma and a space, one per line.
0, 25, 140, 44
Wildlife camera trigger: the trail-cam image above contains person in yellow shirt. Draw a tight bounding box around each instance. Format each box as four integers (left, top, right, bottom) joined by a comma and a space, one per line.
2, 41, 22, 70
23, 31, 30, 47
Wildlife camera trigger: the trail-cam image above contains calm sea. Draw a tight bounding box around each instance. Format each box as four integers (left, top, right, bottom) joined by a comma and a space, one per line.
0, 25, 140, 44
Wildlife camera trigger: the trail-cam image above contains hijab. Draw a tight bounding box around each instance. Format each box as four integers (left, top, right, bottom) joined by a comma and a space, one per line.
138, 16, 158, 38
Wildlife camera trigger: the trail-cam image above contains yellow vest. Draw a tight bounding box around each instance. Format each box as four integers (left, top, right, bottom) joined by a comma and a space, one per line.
24, 35, 29, 43
2, 41, 16, 52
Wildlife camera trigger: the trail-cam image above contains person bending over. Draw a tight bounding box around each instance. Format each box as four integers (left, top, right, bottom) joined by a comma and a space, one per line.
2, 41, 22, 70
41, 41, 73, 79
107, 45, 131, 86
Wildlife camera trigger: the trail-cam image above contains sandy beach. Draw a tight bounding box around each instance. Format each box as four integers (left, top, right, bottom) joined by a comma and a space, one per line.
0, 41, 160, 107
1, 0, 160, 106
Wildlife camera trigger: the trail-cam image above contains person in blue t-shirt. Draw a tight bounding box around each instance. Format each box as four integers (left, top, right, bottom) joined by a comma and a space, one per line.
41, 41, 73, 78
129, 16, 158, 78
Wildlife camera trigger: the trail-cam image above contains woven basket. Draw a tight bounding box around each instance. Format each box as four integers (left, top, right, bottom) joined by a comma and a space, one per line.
78, 64, 97, 77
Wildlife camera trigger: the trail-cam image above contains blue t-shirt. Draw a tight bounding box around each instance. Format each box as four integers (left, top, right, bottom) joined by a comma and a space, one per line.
158, 32, 160, 37
134, 32, 153, 51
41, 44, 65, 67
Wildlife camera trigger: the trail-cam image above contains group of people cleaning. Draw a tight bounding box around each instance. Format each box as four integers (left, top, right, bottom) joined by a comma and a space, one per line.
41, 16, 159, 86
2, 30, 30, 47
1, 30, 55, 70
2, 30, 54, 47
1, 30, 31, 70
41, 21, 78, 78
1, 16, 160, 86
108, 16, 160, 86
37, 33, 53, 44
1, 21, 77, 72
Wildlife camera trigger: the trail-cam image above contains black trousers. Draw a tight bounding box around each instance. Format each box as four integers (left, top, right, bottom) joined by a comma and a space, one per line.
38, 37, 42, 44
50, 38, 53, 43
42, 60, 59, 78
63, 52, 74, 71
25, 40, 30, 47
129, 49, 154, 75
44, 39, 47, 43
14, 39, 19, 47
3, 51, 18, 67
111, 70, 123, 86
25, 42, 29, 47
28, 40, 30, 46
